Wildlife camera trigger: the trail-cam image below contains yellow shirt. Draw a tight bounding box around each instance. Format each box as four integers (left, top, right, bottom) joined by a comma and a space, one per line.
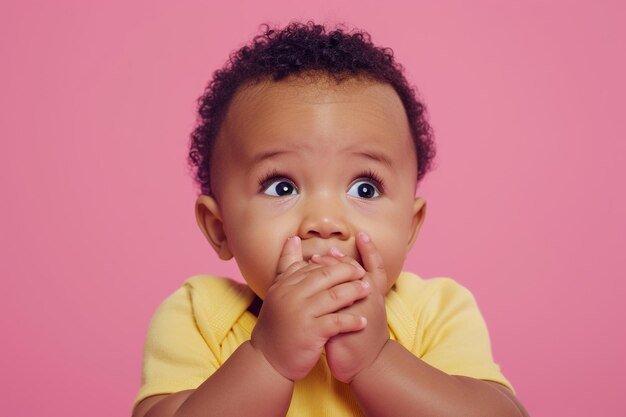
134, 272, 512, 415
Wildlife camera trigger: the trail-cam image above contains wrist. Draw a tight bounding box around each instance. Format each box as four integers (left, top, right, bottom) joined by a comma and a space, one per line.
349, 337, 393, 385
245, 340, 295, 384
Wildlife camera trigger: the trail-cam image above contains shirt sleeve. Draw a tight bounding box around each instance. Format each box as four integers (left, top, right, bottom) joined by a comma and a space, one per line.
411, 278, 514, 391
133, 285, 219, 410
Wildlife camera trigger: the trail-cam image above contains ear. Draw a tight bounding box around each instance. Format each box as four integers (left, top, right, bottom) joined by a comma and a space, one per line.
406, 197, 427, 253
195, 195, 233, 260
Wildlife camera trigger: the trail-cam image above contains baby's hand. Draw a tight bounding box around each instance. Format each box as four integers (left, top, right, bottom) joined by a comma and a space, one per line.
250, 236, 370, 381
316, 233, 391, 383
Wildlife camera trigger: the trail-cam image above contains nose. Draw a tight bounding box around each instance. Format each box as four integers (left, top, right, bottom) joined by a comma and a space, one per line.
298, 197, 350, 240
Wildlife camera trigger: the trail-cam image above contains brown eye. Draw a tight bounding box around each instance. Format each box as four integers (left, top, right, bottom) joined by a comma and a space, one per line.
263, 179, 297, 196
347, 180, 380, 199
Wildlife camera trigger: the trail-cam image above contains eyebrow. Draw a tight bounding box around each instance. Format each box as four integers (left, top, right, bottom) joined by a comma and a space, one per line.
250, 147, 394, 169
251, 150, 297, 165
351, 150, 393, 169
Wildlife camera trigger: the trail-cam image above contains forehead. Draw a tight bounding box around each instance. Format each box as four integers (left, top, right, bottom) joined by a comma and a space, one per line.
211, 75, 416, 184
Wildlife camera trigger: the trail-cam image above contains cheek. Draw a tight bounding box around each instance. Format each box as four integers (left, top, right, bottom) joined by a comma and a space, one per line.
224, 204, 279, 251
228, 224, 278, 270
223, 208, 298, 295
367, 210, 415, 286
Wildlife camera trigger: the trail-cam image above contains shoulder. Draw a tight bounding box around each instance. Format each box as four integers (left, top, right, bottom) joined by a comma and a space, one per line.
151, 275, 247, 314
147, 275, 254, 336
182, 275, 255, 316
183, 275, 253, 303
390, 272, 475, 314
140, 275, 254, 378
389, 273, 513, 391
135, 276, 248, 411
385, 272, 481, 350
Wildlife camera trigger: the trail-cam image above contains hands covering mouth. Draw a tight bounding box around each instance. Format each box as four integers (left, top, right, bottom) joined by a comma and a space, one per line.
251, 232, 390, 384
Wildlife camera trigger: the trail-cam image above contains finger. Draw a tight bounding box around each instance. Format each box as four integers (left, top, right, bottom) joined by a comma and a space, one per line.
298, 262, 365, 296
311, 250, 365, 274
317, 313, 367, 338
309, 279, 370, 316
356, 232, 387, 287
276, 236, 304, 276
309, 253, 341, 266
280, 261, 326, 285
330, 250, 364, 271
328, 246, 346, 258
308, 246, 348, 266
317, 313, 367, 339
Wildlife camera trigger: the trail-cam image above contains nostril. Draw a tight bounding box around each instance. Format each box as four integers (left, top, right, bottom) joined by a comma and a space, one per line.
305, 230, 348, 240
300, 216, 350, 240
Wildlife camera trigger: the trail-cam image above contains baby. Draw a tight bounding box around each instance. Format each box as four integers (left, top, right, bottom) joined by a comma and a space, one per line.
133, 22, 528, 417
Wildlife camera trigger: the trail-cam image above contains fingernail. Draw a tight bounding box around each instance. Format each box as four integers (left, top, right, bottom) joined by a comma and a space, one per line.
310, 254, 321, 260
329, 247, 345, 257
361, 279, 370, 288
288, 236, 301, 248
358, 232, 370, 243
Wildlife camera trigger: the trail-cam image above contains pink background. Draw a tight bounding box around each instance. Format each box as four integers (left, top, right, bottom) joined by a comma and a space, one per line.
2, 1, 624, 416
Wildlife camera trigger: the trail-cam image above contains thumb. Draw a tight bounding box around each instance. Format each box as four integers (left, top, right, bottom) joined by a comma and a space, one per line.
276, 236, 304, 275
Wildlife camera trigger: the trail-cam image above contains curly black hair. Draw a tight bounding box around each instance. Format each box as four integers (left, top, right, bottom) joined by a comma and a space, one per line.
188, 21, 435, 196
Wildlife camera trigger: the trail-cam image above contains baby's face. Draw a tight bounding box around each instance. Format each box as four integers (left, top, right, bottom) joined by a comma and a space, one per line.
197, 76, 425, 298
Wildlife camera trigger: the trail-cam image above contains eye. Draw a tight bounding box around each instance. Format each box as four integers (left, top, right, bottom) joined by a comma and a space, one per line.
262, 179, 298, 197
347, 180, 380, 199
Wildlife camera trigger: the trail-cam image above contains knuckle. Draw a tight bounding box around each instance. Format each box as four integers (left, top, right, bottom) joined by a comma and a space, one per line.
319, 268, 332, 280
328, 287, 339, 301
287, 261, 307, 274
342, 263, 358, 276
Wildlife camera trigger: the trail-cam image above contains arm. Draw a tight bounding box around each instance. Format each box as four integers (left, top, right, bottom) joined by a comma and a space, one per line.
350, 339, 529, 417
133, 341, 293, 417
319, 233, 528, 417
